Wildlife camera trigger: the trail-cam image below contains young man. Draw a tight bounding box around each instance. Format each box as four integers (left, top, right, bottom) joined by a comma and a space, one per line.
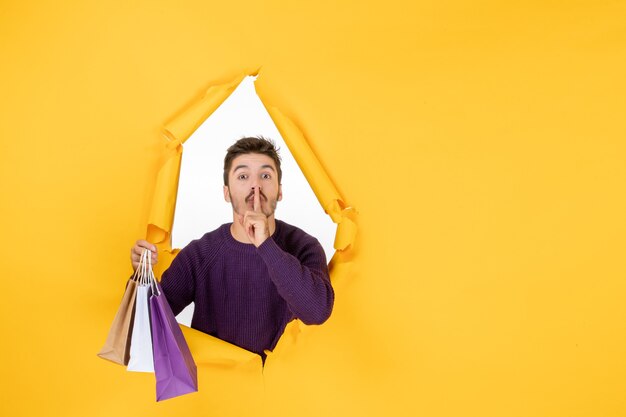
131, 137, 334, 360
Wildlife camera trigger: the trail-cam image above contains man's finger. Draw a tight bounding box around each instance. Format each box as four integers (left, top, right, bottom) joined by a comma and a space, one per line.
133, 241, 157, 262
253, 186, 260, 212
133, 246, 153, 258
137, 240, 157, 252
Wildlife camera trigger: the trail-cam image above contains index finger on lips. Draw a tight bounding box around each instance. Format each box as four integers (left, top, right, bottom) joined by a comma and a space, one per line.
253, 186, 260, 212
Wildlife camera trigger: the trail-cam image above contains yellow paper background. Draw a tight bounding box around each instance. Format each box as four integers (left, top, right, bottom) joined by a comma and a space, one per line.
1, 1, 625, 416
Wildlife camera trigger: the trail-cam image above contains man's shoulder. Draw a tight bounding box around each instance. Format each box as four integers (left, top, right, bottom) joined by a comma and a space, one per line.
275, 219, 320, 247
199, 223, 230, 243
166, 224, 231, 273
273, 219, 327, 263
179, 223, 230, 255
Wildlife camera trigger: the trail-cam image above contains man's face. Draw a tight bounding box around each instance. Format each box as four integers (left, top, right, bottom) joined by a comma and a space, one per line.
223, 153, 282, 217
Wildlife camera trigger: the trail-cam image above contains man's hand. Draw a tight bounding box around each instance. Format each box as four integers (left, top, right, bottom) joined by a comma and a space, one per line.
242, 186, 270, 247
130, 240, 158, 271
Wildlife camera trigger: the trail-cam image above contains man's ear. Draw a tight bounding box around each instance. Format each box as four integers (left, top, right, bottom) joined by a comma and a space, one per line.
223, 185, 231, 202
278, 184, 283, 201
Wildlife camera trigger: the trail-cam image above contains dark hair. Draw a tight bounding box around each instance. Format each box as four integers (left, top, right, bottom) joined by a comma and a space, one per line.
223, 136, 282, 185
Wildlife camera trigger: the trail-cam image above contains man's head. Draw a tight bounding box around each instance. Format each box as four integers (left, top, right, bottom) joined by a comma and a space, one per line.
223, 137, 283, 217
223, 136, 282, 186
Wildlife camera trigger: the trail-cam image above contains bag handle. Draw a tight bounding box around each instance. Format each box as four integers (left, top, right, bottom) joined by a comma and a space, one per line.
131, 248, 147, 283
141, 249, 148, 286
146, 248, 160, 296
132, 248, 152, 286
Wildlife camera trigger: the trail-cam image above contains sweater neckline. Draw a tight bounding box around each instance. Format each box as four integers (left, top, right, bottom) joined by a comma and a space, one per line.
221, 220, 282, 251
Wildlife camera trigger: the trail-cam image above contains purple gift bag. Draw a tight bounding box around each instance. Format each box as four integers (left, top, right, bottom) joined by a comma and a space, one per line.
149, 282, 198, 401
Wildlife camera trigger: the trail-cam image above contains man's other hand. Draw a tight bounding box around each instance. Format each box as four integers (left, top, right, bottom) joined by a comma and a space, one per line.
130, 240, 158, 271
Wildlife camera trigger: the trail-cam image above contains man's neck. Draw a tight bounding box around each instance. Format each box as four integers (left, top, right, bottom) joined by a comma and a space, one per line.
230, 214, 277, 244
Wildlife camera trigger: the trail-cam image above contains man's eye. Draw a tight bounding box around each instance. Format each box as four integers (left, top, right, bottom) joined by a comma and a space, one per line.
261, 173, 271, 179
238, 174, 248, 180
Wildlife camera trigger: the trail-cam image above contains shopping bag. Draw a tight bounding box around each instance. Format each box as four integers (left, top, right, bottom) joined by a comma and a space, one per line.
127, 250, 155, 372
97, 276, 138, 365
148, 257, 198, 401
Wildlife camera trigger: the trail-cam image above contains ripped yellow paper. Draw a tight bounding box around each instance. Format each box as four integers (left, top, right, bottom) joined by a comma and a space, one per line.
143, 72, 357, 364
147, 74, 247, 247
260, 104, 358, 253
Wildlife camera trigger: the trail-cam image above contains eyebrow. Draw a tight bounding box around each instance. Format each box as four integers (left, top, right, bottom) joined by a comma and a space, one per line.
233, 164, 276, 172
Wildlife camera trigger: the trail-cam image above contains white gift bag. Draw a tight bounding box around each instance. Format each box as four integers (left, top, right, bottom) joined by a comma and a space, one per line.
127, 250, 155, 373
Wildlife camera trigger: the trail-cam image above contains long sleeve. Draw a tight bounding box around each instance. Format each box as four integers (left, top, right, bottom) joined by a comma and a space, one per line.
159, 242, 199, 316
256, 235, 334, 325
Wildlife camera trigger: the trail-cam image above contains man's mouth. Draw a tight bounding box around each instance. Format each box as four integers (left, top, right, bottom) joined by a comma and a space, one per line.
246, 193, 266, 202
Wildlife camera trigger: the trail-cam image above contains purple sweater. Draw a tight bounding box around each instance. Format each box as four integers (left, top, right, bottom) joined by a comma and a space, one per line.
160, 220, 334, 359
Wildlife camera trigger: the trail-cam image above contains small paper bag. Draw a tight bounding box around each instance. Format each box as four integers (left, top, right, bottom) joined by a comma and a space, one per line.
127, 284, 154, 372
97, 278, 138, 365
150, 280, 198, 401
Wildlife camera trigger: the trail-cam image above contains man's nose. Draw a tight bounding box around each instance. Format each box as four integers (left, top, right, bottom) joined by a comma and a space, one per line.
250, 185, 262, 197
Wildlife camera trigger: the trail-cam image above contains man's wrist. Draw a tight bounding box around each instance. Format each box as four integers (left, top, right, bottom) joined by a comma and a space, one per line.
255, 235, 272, 249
